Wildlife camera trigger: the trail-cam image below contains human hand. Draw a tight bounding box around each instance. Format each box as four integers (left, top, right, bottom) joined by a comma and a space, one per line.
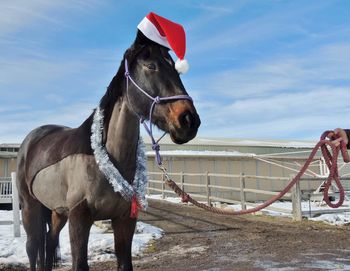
327, 128, 349, 147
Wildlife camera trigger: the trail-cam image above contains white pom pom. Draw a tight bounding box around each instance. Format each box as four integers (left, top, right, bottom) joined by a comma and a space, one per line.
175, 58, 189, 74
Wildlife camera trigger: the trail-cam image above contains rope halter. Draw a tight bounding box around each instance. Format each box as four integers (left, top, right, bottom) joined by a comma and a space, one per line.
124, 59, 193, 165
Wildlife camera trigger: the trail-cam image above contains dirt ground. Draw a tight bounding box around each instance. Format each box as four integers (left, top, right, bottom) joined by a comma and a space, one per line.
2, 199, 350, 271
90, 199, 350, 271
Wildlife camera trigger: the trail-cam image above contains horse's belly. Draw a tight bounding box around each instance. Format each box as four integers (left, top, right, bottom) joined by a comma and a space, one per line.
32, 154, 94, 212
32, 154, 127, 218
32, 162, 69, 212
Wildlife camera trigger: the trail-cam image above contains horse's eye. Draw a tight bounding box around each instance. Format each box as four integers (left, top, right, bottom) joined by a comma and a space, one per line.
146, 63, 156, 70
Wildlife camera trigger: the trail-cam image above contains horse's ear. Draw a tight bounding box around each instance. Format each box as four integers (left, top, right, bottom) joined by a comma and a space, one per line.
124, 30, 150, 62
134, 30, 150, 46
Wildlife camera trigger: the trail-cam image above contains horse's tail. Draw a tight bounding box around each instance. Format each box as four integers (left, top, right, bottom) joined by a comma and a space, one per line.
42, 206, 61, 268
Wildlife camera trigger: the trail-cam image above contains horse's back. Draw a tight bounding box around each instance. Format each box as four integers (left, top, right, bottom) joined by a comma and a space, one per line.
18, 120, 94, 194
18, 125, 70, 161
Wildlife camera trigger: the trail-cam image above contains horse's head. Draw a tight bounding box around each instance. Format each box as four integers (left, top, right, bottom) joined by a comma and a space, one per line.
124, 31, 200, 144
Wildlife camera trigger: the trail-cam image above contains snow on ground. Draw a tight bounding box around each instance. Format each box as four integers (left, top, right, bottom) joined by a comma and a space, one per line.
0, 210, 162, 266
2, 196, 349, 266
147, 194, 350, 226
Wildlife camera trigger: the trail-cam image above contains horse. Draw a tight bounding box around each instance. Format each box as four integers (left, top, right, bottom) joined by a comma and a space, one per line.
16, 30, 200, 271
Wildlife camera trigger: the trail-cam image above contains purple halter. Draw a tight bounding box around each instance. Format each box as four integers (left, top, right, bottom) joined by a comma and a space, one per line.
124, 59, 193, 165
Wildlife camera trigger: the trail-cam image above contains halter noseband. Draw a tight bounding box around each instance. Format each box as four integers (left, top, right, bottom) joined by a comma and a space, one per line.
124, 59, 193, 165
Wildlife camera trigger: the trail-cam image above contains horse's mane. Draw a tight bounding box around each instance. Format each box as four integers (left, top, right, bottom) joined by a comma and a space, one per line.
94, 31, 153, 142
99, 30, 150, 111
76, 31, 154, 144
98, 58, 126, 141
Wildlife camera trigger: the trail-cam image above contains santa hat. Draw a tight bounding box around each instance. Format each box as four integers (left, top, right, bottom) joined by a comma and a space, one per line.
137, 12, 189, 74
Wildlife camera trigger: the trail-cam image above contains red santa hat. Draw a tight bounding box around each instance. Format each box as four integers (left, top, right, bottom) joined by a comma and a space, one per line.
137, 12, 189, 74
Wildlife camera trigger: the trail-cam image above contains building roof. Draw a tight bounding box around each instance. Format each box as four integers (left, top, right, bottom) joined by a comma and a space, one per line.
143, 135, 316, 148
1, 137, 317, 149
0, 136, 318, 159
0, 144, 20, 148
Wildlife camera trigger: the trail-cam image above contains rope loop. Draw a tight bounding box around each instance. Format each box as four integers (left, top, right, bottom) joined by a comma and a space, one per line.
152, 143, 160, 151
181, 194, 190, 203
154, 96, 161, 104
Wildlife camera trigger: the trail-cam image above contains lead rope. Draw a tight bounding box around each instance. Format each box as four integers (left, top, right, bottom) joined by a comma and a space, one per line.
157, 131, 349, 215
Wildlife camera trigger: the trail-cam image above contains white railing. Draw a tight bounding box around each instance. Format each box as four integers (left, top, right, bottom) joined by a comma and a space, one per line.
0, 177, 12, 203
0, 173, 21, 237
2, 170, 350, 238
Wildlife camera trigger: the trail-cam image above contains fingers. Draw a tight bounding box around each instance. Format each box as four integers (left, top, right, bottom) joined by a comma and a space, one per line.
332, 137, 343, 147
334, 128, 343, 135
328, 128, 349, 146
327, 131, 335, 140
336, 128, 349, 145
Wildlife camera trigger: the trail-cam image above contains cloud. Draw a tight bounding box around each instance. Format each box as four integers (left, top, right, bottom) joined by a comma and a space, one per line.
0, 1, 126, 143
0, 1, 62, 35
189, 1, 334, 54
196, 42, 350, 100
190, 40, 350, 140
0, 44, 123, 107
2, 0, 350, 143
185, 2, 245, 32
0, 0, 120, 101
202, 114, 343, 140
0, 34, 122, 144
0, 101, 95, 143
194, 84, 350, 140
0, 0, 105, 36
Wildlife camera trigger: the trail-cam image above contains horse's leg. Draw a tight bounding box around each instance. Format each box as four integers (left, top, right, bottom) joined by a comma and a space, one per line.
45, 211, 67, 271
37, 207, 46, 271
69, 200, 93, 271
21, 199, 45, 271
112, 217, 137, 271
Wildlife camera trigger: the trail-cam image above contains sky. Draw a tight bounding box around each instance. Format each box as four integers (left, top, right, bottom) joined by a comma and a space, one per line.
1, 0, 350, 143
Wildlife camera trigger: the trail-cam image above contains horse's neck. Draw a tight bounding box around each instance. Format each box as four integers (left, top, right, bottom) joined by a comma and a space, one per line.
105, 98, 139, 182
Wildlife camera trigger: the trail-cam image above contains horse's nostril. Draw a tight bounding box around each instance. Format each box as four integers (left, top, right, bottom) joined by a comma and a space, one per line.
179, 111, 194, 129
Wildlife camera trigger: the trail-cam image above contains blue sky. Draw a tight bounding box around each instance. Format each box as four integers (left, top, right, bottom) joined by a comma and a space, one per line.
1, 0, 350, 143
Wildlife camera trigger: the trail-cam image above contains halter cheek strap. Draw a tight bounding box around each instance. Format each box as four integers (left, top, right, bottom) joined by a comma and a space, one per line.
124, 59, 193, 165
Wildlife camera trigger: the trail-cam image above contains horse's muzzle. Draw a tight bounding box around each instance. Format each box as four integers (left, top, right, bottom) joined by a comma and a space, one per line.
167, 101, 201, 144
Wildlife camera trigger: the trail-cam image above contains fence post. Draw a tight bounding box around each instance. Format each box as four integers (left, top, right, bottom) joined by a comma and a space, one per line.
161, 173, 165, 199
291, 175, 302, 221
11, 172, 21, 237
239, 173, 246, 210
206, 171, 211, 206
180, 171, 184, 192
147, 176, 150, 196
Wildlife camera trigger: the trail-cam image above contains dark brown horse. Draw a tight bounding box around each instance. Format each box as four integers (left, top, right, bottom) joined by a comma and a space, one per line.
16, 30, 200, 271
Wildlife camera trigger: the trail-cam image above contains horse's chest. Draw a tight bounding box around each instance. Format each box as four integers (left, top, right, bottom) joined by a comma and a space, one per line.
32, 154, 127, 217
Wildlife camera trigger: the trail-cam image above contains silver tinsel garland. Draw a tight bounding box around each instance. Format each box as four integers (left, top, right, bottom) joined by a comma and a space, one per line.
91, 106, 148, 210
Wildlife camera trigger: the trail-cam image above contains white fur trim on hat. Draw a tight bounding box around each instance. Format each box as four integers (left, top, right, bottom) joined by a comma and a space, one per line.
175, 59, 189, 74
138, 17, 171, 49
